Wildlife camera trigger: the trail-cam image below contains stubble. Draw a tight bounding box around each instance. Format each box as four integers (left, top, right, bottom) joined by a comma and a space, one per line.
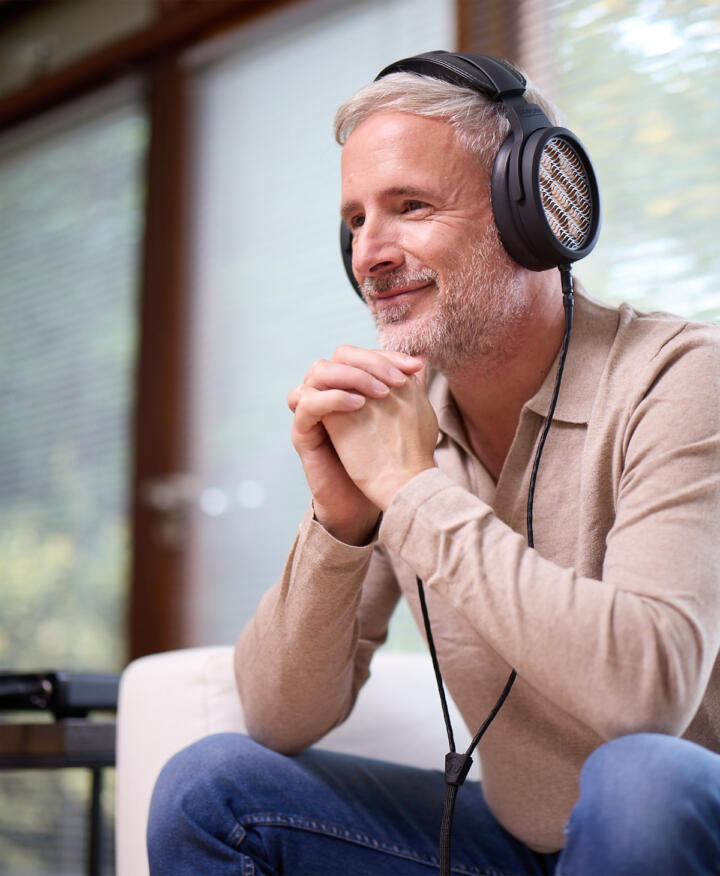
363, 227, 528, 374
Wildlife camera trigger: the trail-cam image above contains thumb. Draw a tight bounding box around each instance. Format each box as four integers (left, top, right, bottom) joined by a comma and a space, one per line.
412, 358, 430, 389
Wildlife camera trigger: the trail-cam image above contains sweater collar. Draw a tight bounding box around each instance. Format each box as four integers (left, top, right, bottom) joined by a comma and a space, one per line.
523, 283, 620, 424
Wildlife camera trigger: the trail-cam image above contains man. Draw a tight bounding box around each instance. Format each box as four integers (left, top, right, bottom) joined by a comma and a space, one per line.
148, 54, 720, 874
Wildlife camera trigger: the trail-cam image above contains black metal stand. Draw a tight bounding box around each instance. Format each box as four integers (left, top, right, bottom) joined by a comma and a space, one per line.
0, 720, 116, 876
88, 766, 104, 876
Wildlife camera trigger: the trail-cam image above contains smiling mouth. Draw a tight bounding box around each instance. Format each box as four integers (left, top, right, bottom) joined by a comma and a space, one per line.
371, 283, 433, 307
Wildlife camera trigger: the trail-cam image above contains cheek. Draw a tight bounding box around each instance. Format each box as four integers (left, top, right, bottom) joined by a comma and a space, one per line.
398, 225, 454, 268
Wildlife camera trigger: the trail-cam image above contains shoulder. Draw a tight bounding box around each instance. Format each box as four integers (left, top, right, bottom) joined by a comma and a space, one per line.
596, 303, 720, 446
617, 300, 720, 353
610, 303, 720, 394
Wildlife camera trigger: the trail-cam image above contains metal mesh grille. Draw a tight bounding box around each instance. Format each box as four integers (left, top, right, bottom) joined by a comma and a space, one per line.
539, 136, 593, 250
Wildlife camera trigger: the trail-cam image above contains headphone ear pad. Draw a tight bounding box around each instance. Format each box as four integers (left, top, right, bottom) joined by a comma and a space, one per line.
340, 222, 363, 299
491, 128, 601, 272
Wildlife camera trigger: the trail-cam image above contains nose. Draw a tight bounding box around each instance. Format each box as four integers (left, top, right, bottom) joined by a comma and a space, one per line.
351, 215, 404, 281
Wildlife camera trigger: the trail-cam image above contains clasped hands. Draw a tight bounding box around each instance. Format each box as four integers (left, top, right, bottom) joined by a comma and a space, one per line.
287, 346, 439, 545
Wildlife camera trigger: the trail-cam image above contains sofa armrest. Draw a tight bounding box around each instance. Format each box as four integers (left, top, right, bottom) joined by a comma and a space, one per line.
116, 646, 462, 876
116, 646, 242, 876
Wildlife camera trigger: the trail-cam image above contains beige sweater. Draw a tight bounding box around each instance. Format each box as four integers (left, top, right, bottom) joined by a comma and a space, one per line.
235, 290, 720, 852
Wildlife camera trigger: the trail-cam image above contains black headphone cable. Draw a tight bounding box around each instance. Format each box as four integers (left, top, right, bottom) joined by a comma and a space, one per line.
416, 263, 575, 875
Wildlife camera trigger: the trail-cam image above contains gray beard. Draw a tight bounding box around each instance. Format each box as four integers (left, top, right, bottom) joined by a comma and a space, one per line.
363, 229, 528, 374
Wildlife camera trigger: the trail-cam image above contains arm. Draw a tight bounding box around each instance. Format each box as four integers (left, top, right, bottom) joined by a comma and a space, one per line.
234, 346, 420, 753
326, 330, 720, 741
234, 510, 400, 754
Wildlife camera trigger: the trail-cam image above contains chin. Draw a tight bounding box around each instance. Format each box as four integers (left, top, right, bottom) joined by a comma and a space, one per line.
376, 320, 436, 360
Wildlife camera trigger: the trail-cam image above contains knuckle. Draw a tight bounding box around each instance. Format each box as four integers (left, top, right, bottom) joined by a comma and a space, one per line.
305, 358, 328, 382
291, 385, 311, 409
332, 344, 356, 361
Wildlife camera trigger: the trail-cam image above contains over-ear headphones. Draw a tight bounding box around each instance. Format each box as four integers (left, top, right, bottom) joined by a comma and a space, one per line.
340, 50, 601, 297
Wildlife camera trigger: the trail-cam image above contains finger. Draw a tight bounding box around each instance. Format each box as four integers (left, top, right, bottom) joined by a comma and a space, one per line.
333, 344, 423, 370
303, 360, 394, 398
375, 349, 426, 372
287, 385, 301, 413
330, 346, 424, 385
413, 360, 430, 389
292, 386, 366, 435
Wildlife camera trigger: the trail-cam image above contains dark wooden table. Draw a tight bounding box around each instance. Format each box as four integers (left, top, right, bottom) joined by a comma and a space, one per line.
0, 719, 116, 875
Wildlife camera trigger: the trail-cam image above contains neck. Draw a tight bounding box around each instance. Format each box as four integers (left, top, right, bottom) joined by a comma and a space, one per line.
444, 270, 566, 481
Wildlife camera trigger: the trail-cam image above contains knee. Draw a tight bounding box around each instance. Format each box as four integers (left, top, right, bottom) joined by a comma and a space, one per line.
564, 733, 720, 872
147, 732, 259, 852
578, 733, 716, 818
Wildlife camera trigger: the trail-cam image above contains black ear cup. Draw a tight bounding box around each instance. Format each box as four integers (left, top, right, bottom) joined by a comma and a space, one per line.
491, 126, 600, 271
339, 50, 600, 294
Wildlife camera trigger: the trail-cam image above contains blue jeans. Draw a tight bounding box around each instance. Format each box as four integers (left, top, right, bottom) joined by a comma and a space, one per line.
147, 732, 720, 875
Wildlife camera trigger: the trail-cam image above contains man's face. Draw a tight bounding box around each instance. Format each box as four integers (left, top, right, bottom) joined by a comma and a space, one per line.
340, 110, 527, 372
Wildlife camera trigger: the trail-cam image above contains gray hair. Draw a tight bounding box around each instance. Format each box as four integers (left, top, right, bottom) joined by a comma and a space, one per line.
334, 70, 563, 173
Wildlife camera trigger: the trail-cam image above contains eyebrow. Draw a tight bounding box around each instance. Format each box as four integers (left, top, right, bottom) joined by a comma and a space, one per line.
340, 185, 431, 223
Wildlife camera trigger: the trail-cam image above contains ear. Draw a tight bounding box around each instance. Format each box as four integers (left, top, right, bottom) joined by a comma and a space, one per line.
340, 222, 363, 299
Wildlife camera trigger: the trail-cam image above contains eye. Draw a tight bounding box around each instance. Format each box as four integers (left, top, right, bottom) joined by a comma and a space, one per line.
348, 214, 365, 230
403, 200, 430, 214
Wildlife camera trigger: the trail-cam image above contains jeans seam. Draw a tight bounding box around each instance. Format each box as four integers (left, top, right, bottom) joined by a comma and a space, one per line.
225, 823, 256, 875
239, 812, 512, 875
227, 821, 247, 850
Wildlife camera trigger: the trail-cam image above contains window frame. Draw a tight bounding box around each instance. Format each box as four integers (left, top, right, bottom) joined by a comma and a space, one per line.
0, 0, 512, 660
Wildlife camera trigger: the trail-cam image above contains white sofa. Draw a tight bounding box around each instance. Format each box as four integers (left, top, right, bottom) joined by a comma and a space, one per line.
115, 646, 463, 876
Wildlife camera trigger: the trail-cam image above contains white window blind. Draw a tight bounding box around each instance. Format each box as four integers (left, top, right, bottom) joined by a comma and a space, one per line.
186, 0, 455, 648
0, 85, 146, 873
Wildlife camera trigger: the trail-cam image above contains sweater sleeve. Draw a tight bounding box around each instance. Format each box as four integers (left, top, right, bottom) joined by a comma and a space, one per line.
379, 329, 720, 741
234, 505, 400, 754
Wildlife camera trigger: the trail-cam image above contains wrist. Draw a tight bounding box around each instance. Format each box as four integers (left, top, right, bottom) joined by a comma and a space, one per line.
372, 463, 437, 512
311, 501, 380, 546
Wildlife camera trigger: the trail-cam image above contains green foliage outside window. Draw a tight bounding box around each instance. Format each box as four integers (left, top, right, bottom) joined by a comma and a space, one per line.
0, 104, 145, 672
548, 0, 720, 321
0, 100, 146, 874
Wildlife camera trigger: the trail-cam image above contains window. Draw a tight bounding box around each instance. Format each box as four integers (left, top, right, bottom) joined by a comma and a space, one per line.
0, 84, 146, 873
519, 0, 720, 320
185, 0, 456, 650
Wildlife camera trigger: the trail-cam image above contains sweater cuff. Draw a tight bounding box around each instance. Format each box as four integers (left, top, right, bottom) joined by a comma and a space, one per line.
299, 503, 377, 570
379, 468, 493, 581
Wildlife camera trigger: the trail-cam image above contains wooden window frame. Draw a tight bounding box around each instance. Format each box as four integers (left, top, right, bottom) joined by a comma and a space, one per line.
456, 0, 522, 61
